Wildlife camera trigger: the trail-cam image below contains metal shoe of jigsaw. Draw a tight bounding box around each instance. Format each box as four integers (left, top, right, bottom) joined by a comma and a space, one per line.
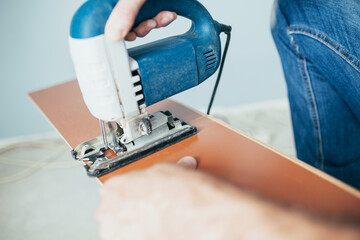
68, 0, 231, 177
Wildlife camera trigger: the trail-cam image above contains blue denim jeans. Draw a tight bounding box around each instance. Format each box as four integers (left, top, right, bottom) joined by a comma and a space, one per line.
271, 0, 360, 189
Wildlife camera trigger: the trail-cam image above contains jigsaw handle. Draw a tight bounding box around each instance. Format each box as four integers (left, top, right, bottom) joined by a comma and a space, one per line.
70, 0, 220, 39
134, 0, 221, 40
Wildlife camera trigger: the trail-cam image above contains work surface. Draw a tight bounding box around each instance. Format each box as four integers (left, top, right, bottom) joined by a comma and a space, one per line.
30, 80, 360, 220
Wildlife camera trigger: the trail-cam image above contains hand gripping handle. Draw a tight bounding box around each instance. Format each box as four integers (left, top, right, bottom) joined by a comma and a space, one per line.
70, 0, 221, 41
135, 0, 221, 41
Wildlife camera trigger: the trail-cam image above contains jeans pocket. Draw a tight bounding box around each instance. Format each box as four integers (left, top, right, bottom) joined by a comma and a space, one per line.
288, 26, 360, 73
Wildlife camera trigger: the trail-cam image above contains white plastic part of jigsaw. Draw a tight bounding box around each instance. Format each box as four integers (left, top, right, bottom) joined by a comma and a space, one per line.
69, 35, 148, 143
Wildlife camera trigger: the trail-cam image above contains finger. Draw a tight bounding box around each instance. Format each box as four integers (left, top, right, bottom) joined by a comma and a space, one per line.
132, 11, 176, 39
125, 32, 137, 41
133, 19, 157, 37
176, 156, 198, 169
153, 11, 177, 28
105, 0, 146, 41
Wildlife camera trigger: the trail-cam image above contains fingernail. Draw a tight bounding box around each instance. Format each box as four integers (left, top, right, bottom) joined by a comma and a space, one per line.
177, 156, 197, 169
161, 12, 175, 25
148, 19, 157, 28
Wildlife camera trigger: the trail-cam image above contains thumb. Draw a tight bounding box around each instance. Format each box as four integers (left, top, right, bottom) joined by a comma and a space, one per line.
176, 156, 198, 170
105, 0, 146, 41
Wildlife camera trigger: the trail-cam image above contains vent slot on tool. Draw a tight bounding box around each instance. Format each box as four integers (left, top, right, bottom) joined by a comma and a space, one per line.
131, 69, 146, 110
204, 49, 216, 71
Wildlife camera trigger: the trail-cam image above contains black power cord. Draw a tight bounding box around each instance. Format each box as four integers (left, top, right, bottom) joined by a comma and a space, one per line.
206, 24, 232, 115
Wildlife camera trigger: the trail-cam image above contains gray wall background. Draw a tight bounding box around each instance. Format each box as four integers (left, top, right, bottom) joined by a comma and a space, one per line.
0, 0, 286, 139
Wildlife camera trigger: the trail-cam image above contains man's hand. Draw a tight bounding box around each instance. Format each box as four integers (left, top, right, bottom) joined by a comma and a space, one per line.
96, 156, 359, 240
96, 156, 245, 240
105, 0, 177, 41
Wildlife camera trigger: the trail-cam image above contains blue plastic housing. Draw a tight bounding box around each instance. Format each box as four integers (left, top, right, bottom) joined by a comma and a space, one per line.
70, 0, 222, 106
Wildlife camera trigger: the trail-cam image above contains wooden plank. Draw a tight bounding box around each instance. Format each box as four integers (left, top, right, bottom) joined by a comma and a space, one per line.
30, 80, 360, 220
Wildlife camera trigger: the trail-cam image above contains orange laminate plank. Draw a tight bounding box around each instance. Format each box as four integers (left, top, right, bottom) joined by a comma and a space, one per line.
29, 80, 360, 220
